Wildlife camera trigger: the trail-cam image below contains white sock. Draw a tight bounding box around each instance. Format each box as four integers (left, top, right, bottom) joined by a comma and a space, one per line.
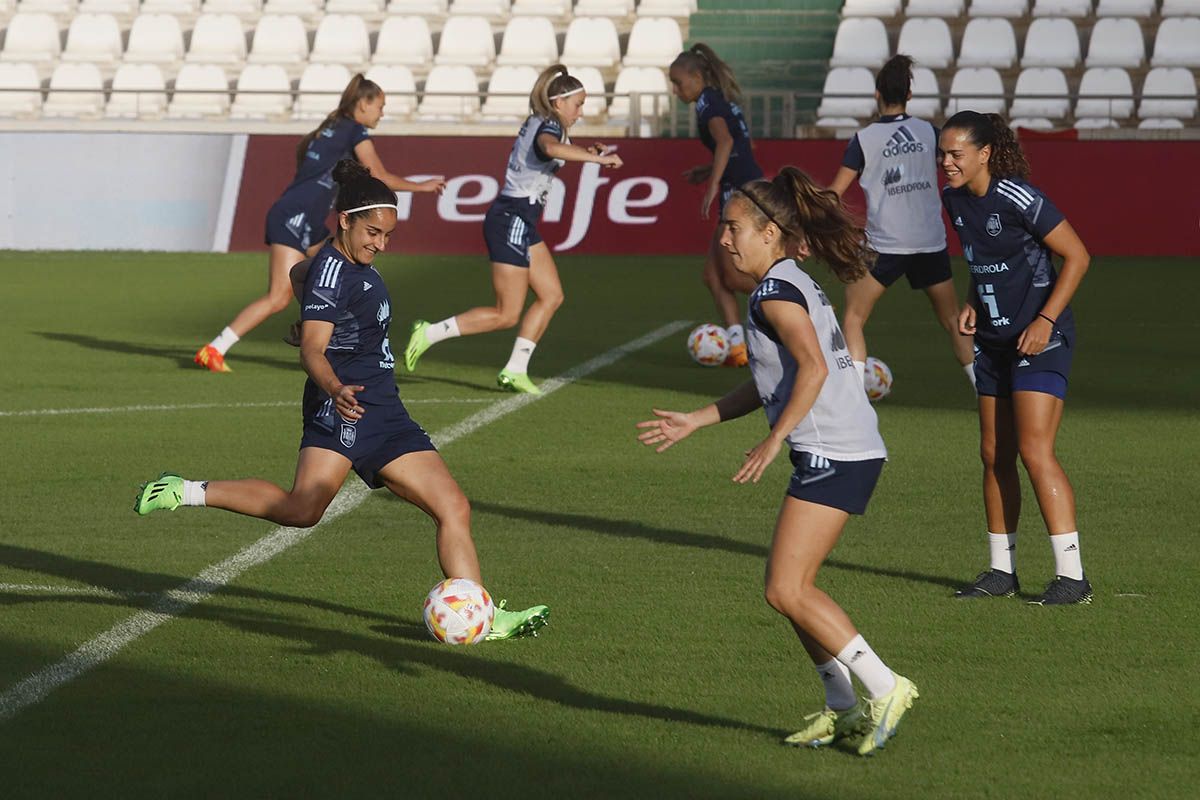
425, 316, 460, 345
853, 359, 867, 385
181, 480, 207, 507
209, 327, 239, 356
988, 531, 1017, 574
836, 634, 896, 699
1050, 531, 1083, 580
814, 658, 857, 711
963, 362, 977, 389
504, 337, 537, 373
725, 324, 745, 347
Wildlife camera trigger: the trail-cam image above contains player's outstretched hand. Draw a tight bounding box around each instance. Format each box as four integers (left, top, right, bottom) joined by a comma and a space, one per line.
334, 384, 366, 420
957, 303, 976, 336
420, 177, 448, 194
636, 409, 697, 453
733, 436, 783, 484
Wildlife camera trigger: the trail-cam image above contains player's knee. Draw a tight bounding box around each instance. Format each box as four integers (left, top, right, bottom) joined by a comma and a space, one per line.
764, 579, 811, 618
438, 492, 472, 531
495, 308, 522, 329
1017, 443, 1058, 475
266, 292, 293, 315
284, 505, 324, 528
542, 289, 565, 311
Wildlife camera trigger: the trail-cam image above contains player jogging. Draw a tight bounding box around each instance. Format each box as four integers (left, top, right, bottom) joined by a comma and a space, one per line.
194, 73, 445, 373
669, 43, 764, 367
402, 64, 623, 394
139, 161, 548, 640
940, 111, 1093, 605
828, 54, 976, 391
638, 168, 917, 756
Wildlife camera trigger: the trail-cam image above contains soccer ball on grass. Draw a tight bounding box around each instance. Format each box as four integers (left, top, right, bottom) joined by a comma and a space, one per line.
423, 578, 494, 645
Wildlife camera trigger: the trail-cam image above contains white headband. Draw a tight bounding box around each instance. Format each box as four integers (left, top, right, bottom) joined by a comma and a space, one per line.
343, 203, 398, 214
550, 87, 585, 100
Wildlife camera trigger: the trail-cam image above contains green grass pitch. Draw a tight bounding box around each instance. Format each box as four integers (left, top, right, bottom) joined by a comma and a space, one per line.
0, 251, 1196, 798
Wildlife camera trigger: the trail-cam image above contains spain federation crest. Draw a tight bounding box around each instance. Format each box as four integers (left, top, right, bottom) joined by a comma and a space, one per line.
986, 213, 1003, 237
340, 422, 356, 448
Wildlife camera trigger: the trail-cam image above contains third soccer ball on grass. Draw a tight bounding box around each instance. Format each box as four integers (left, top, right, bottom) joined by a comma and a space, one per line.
423, 578, 494, 644
687, 323, 729, 367
864, 356, 893, 402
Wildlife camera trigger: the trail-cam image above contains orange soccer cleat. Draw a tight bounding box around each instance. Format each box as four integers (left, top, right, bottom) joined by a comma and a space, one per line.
723, 342, 748, 367
193, 344, 231, 373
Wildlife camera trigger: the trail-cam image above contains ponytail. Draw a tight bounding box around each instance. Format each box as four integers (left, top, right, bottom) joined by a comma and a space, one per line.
296, 73, 382, 170
671, 43, 743, 105
875, 54, 914, 108
529, 64, 584, 125
943, 110, 1031, 180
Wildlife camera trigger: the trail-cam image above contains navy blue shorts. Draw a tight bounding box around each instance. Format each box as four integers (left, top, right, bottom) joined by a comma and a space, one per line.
871, 249, 952, 290
975, 329, 1073, 400
299, 397, 436, 489
483, 196, 544, 268
265, 200, 327, 253
786, 451, 885, 515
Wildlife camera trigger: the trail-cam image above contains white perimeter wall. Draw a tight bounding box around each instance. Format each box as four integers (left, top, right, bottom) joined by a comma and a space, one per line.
0, 133, 247, 252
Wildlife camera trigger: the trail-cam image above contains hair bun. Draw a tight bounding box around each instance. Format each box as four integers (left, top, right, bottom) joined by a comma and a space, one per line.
332, 159, 370, 185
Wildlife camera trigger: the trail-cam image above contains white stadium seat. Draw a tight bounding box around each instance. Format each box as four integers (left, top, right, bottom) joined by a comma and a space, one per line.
310, 14, 371, 69
0, 62, 43, 116
1151, 18, 1200, 68
262, 0, 320, 16
829, 18, 889, 68
946, 67, 1005, 114
842, 0, 902, 16
511, 0, 570, 19
623, 17, 684, 69
186, 13, 247, 66
230, 63, 291, 118
293, 62, 352, 119
1095, 0, 1154, 14
78, 0, 139, 19
325, 0, 385, 12
201, 0, 263, 21
907, 67, 941, 118
168, 63, 230, 118
1, 13, 62, 66
365, 63, 417, 116
435, 15, 496, 67
106, 63, 168, 117
968, 0, 1027, 15
1074, 66, 1133, 120
17, 0, 77, 14
1031, 0, 1091, 14
247, 14, 309, 67
957, 18, 1017, 69
1009, 67, 1070, 119
417, 64, 480, 120
61, 12, 122, 67
1138, 117, 1185, 129
904, 0, 964, 16
1161, 0, 1200, 14
1085, 18, 1145, 68
815, 66, 876, 120
374, 16, 434, 69
450, 0, 509, 14
573, 65, 607, 119
1073, 117, 1121, 128
896, 18, 954, 69
574, 0, 634, 16
1138, 67, 1197, 119
608, 65, 670, 123
562, 17, 622, 70
125, 14, 186, 69
1009, 117, 1056, 129
43, 62, 105, 117
481, 64, 537, 120
388, 0, 447, 12
496, 16, 558, 67
1022, 18, 1081, 68
141, 0, 200, 14
637, 0, 697, 17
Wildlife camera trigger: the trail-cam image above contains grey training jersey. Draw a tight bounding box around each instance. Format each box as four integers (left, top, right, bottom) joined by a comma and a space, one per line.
746, 259, 887, 461
850, 115, 945, 254
501, 114, 567, 204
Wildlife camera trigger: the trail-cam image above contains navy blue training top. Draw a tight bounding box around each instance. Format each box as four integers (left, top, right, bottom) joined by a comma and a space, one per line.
281, 117, 372, 218
696, 87, 763, 189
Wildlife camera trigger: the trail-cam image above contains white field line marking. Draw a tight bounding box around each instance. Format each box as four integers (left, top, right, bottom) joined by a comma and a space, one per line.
0, 320, 689, 722
0, 583, 157, 599
0, 398, 493, 418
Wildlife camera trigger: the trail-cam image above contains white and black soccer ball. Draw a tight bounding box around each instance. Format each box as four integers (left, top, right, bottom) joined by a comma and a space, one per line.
687, 323, 729, 367
863, 356, 893, 402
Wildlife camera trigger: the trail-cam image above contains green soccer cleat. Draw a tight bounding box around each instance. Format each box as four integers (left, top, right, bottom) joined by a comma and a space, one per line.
497, 369, 542, 395
404, 320, 432, 372
857, 674, 919, 757
486, 600, 550, 641
134, 473, 184, 515
783, 701, 868, 748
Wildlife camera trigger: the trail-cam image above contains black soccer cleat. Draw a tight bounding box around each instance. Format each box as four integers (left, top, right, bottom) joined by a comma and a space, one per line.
954, 569, 1019, 599
1028, 575, 1093, 606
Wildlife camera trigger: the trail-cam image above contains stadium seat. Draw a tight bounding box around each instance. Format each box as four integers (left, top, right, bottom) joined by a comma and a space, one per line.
43, 62, 105, 117
573, 65, 607, 119
967, 0, 1027, 15
326, 0, 385, 11
511, 0, 570, 19
1085, 18, 1145, 68
813, 117, 861, 132
167, 63, 230, 117
957, 19, 1017, 68
829, 18, 889, 68
1009, 116, 1056, 129
16, 0, 78, 15
450, 0, 510, 14
1009, 67, 1070, 119
896, 18, 954, 69
229, 63, 291, 118
608, 65, 670, 125
1138, 67, 1197, 119
1151, 18, 1200, 68
435, 16, 496, 67
78, 0, 140, 20
293, 62, 352, 119
946, 67, 1005, 114
496, 16, 558, 67
141, 0, 200, 14
201, 0, 263, 21
0, 62, 43, 116
364, 63, 417, 116
574, 0, 634, 17
1030, 0, 1091, 14
310, 14, 371, 69
247, 14, 309, 68
623, 17, 683, 68
61, 12, 123, 67
1022, 18, 1081, 68
417, 64, 480, 120
636, 0, 696, 17
1074, 66, 1134, 120
907, 67, 941, 118
186, 13, 247, 67
1138, 117, 1185, 129
904, 0, 964, 16
0, 13, 62, 67
262, 0, 320, 16
106, 62, 168, 117
481, 64, 537, 120
388, 0, 447, 13
124, 14, 186, 71
842, 0, 902, 16
1161, 0, 1200, 14
1095, 0, 1154, 14
815, 66, 876, 120
1073, 117, 1121, 128
562, 17, 622, 70
374, 16, 434, 69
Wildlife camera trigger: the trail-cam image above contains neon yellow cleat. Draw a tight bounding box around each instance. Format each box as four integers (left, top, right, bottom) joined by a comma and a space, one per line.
404, 320, 432, 372
783, 701, 868, 748
485, 600, 549, 640
857, 674, 919, 756
497, 369, 542, 395
134, 473, 184, 515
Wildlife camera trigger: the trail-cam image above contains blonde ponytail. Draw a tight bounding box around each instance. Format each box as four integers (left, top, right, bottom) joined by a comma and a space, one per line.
529, 64, 584, 125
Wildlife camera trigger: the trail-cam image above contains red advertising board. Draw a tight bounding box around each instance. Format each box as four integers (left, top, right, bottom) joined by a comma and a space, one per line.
229, 136, 1200, 257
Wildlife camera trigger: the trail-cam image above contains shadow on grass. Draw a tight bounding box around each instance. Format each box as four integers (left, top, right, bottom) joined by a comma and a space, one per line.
34, 331, 299, 372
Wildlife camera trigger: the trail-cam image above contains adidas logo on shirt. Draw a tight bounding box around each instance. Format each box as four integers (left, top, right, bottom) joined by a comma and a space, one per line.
882, 125, 925, 157
363, 281, 373, 291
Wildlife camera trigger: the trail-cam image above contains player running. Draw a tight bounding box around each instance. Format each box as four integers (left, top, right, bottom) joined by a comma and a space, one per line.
194, 73, 445, 373
829, 55, 976, 390
140, 160, 548, 640
940, 111, 1093, 605
638, 167, 917, 756
402, 64, 623, 394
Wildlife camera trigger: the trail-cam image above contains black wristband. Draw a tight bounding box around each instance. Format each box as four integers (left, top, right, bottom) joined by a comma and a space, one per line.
1038, 312, 1056, 325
